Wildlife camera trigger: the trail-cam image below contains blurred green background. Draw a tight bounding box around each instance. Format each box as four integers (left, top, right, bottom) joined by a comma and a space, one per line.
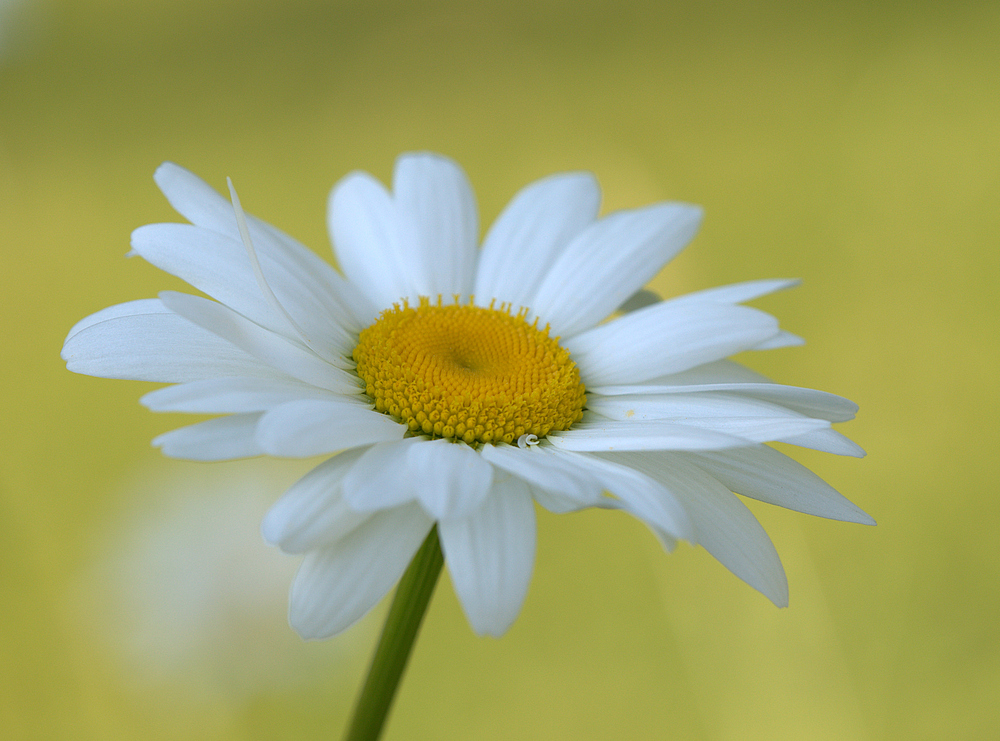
2, 0, 998, 738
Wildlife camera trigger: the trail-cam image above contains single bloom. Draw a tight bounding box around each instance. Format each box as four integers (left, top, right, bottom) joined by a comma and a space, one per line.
62, 152, 873, 639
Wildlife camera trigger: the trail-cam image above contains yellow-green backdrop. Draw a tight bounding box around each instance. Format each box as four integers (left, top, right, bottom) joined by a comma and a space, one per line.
2, 1, 997, 738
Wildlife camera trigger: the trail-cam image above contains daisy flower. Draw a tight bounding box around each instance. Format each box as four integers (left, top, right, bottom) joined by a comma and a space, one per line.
62, 152, 872, 640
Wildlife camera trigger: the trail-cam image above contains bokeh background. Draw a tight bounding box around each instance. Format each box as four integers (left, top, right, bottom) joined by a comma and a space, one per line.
2, 0, 998, 738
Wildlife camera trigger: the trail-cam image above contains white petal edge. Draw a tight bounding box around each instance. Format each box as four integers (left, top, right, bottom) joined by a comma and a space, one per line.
393, 152, 478, 299
479, 443, 606, 508
341, 437, 428, 512
289, 503, 433, 639
566, 301, 780, 386
261, 448, 373, 554
141, 377, 343, 413
439, 476, 536, 637
152, 414, 264, 460
408, 439, 495, 521
475, 172, 601, 311
62, 299, 288, 383
547, 421, 759, 452
608, 452, 789, 606
255, 400, 404, 458
687, 446, 875, 524
531, 203, 703, 338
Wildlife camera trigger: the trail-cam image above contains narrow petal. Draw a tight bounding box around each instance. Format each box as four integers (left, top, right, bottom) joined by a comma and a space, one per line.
566, 301, 780, 386
531, 203, 703, 338
328, 170, 420, 310
556, 450, 692, 541
780, 429, 867, 457
289, 503, 433, 639
475, 172, 600, 310
393, 153, 478, 298
131, 223, 357, 359
588, 383, 858, 423
479, 443, 605, 507
341, 437, 427, 512
638, 359, 772, 386
439, 478, 537, 637
688, 446, 875, 524
261, 448, 373, 554
753, 331, 805, 350
62, 299, 285, 383
666, 278, 800, 306
609, 452, 788, 606
255, 400, 404, 457
159, 291, 358, 393
585, 393, 832, 442
152, 414, 264, 460
408, 439, 495, 521
141, 377, 342, 413
547, 420, 755, 452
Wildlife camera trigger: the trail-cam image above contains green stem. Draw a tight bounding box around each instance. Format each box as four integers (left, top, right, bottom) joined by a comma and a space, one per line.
342, 525, 444, 741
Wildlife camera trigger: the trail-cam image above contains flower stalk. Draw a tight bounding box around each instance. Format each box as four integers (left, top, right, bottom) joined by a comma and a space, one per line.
343, 525, 444, 741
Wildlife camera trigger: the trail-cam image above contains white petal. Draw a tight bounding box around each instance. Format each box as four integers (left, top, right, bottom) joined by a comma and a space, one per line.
328, 170, 420, 310
62, 299, 285, 383
152, 414, 264, 460
475, 172, 601, 310
610, 452, 788, 606
531, 203, 703, 338
557, 450, 692, 541
753, 331, 805, 350
439, 478, 536, 637
153, 163, 375, 327
393, 153, 478, 298
131, 223, 357, 359
640, 359, 772, 386
289, 503, 433, 639
585, 393, 832, 442
688, 446, 875, 524
341, 437, 428, 512
261, 448, 373, 554
479, 443, 605, 507
158, 291, 358, 393
588, 383, 858, 423
408, 439, 494, 521
547, 420, 754, 452
780, 429, 867, 457
666, 278, 800, 306
567, 301, 780, 386
255, 400, 404, 457
141, 377, 342, 413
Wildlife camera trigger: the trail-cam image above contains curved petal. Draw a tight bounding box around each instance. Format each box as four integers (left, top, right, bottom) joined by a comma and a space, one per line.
255, 400, 404, 457
475, 172, 600, 310
479, 443, 605, 507
393, 153, 478, 298
609, 452, 788, 606
566, 302, 780, 386
588, 383, 858, 423
158, 291, 358, 393
555, 450, 692, 541
131, 223, 357, 359
547, 420, 753, 452
288, 503, 433, 639
780, 428, 866, 457
341, 437, 427, 512
688, 446, 875, 524
140, 377, 342, 413
152, 414, 264, 460
408, 439, 494, 521
439, 477, 536, 637
62, 299, 286, 383
328, 170, 421, 310
531, 203, 703, 338
666, 278, 800, 306
261, 448, 372, 554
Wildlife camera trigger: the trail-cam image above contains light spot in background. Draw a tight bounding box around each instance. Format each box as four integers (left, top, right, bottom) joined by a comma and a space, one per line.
72, 458, 374, 704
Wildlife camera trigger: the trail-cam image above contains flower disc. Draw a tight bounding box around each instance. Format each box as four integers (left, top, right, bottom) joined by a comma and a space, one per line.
353, 298, 586, 444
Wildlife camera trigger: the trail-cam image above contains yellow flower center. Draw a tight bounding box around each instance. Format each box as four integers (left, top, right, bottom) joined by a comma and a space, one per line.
353, 297, 586, 445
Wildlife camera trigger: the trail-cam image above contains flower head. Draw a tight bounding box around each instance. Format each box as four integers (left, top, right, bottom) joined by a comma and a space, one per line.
62, 152, 872, 639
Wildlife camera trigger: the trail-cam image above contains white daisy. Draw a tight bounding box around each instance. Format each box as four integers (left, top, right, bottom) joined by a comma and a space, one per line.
62, 152, 872, 640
